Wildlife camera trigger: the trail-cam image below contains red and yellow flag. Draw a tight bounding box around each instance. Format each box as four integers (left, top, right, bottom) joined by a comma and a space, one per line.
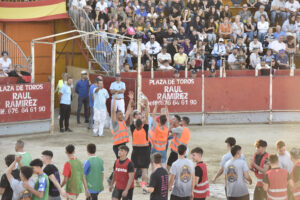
0, 0, 68, 22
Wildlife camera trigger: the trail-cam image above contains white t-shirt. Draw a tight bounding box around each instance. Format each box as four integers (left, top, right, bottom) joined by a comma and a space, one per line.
285, 0, 300, 12
269, 40, 286, 52
10, 177, 35, 200
0, 57, 12, 71
113, 43, 127, 57
257, 21, 269, 33
129, 42, 146, 56
159, 65, 174, 70
228, 53, 237, 63
72, 0, 86, 8
96, 1, 108, 12
145, 41, 162, 55
277, 151, 294, 173
157, 52, 172, 66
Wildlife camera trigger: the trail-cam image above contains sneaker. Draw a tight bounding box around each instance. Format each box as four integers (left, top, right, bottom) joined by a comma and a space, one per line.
60, 129, 64, 133
84, 120, 89, 123
65, 129, 72, 132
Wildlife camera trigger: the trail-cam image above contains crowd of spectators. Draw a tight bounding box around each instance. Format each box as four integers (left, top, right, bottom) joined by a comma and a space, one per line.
70, 0, 300, 72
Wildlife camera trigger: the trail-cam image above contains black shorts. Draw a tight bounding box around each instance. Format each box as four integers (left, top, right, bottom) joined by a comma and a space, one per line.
112, 187, 134, 200
170, 194, 190, 200
167, 151, 178, 167
131, 146, 150, 168
228, 194, 249, 200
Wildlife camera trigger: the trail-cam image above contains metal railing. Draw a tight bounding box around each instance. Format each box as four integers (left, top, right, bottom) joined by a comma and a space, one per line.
68, 1, 117, 75
0, 30, 31, 71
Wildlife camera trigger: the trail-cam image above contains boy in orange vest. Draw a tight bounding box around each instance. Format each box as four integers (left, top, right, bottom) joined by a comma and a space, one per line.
250, 139, 270, 200
263, 154, 293, 200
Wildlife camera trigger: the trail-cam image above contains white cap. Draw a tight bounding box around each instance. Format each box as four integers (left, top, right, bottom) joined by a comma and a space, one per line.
81, 70, 87, 75
219, 38, 224, 42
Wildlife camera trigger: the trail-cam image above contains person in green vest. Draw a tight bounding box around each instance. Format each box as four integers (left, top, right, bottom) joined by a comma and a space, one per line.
15, 140, 32, 167
55, 72, 68, 94
83, 143, 104, 200
61, 144, 89, 200
24, 159, 49, 200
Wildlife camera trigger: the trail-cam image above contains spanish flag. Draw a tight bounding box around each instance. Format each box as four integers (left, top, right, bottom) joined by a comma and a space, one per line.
0, 0, 68, 22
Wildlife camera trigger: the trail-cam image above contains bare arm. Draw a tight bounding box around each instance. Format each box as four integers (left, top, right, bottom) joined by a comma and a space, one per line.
111, 95, 117, 122
48, 174, 66, 197
212, 167, 224, 183
82, 174, 90, 197
244, 171, 252, 185
124, 172, 134, 192
263, 183, 269, 192
124, 91, 134, 121
191, 173, 195, 199
168, 174, 175, 191
61, 176, 68, 188
24, 185, 44, 198
143, 99, 149, 124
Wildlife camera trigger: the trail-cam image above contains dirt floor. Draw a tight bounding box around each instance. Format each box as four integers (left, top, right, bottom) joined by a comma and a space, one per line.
1, 114, 300, 200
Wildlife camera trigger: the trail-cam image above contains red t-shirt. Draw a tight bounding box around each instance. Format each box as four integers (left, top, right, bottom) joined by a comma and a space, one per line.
62, 159, 77, 195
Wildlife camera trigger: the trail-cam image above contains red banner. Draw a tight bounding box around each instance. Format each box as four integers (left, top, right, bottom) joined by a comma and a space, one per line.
142, 78, 202, 112
0, 83, 51, 123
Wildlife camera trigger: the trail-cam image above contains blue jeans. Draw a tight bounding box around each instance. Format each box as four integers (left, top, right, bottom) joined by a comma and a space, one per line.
151, 148, 167, 163
77, 96, 89, 123
246, 31, 254, 41
271, 11, 287, 25
258, 32, 267, 43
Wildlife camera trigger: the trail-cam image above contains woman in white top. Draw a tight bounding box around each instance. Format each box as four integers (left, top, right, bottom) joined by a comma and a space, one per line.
232, 15, 247, 43
0, 51, 12, 72
257, 14, 269, 42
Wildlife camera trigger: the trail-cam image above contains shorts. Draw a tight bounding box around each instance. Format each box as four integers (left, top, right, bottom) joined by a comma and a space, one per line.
131, 146, 150, 168
254, 186, 266, 200
167, 150, 178, 167
151, 148, 167, 163
49, 196, 61, 200
112, 187, 134, 200
228, 194, 249, 200
170, 194, 190, 200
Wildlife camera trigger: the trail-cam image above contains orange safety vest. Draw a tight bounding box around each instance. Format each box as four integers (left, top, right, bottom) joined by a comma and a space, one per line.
111, 120, 129, 145
194, 162, 210, 198
151, 125, 168, 151
251, 152, 269, 187
266, 168, 288, 200
132, 126, 149, 147
291, 161, 300, 200
170, 126, 190, 153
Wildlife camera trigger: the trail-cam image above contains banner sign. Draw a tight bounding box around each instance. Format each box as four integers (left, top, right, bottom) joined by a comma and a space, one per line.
0, 0, 68, 22
142, 78, 202, 113
0, 83, 51, 123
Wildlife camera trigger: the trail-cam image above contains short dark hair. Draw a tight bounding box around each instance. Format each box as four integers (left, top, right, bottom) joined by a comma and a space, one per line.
174, 115, 181, 122
182, 117, 190, 125
178, 145, 187, 156
255, 139, 267, 148
16, 140, 24, 148
87, 143, 96, 154
152, 153, 162, 164
66, 144, 75, 154
225, 137, 236, 147
136, 119, 143, 129
276, 140, 285, 149
231, 145, 242, 157
118, 145, 130, 153
159, 115, 167, 125
5, 155, 15, 167
191, 147, 203, 155
30, 159, 43, 167
42, 150, 53, 158
269, 154, 278, 164
20, 166, 33, 180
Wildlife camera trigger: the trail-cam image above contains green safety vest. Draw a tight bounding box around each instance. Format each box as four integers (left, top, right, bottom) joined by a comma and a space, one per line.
86, 156, 104, 192
16, 152, 32, 167
57, 79, 64, 94
66, 159, 83, 195
32, 173, 49, 200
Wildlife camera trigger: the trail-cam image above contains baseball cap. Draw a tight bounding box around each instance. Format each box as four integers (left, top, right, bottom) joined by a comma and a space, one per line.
81, 70, 87, 75
219, 38, 224, 42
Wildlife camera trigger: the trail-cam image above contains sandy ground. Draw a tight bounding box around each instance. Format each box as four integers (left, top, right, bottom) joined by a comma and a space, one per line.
1, 112, 300, 200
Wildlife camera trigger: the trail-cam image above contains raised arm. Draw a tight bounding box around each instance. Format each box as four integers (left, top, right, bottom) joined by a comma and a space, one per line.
143, 99, 149, 124
111, 95, 118, 122
125, 91, 134, 122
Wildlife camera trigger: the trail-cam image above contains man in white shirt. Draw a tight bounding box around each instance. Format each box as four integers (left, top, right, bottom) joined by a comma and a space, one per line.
271, 0, 287, 25
72, 0, 86, 9
276, 140, 294, 173
93, 79, 109, 136
113, 40, 128, 69
228, 47, 239, 70
211, 38, 227, 59
129, 39, 147, 66
158, 60, 175, 71
157, 47, 172, 67
145, 35, 162, 62
249, 36, 263, 53
269, 35, 286, 53
285, 0, 300, 15
254, 5, 270, 22
250, 48, 261, 69
96, 0, 108, 12
0, 51, 12, 72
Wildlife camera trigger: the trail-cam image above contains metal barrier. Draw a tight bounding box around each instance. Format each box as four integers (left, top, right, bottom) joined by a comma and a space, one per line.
0, 30, 31, 72
68, 1, 118, 75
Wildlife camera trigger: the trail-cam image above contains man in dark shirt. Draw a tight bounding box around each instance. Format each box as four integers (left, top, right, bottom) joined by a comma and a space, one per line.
162, 27, 176, 45
0, 155, 20, 200
42, 150, 66, 200
75, 70, 90, 124
167, 39, 180, 65
143, 153, 168, 200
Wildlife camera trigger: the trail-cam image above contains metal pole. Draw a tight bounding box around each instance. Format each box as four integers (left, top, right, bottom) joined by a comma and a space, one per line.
269, 68, 273, 124
137, 40, 142, 111
31, 41, 35, 83
88, 60, 91, 76
201, 74, 205, 126
50, 44, 56, 134
116, 40, 120, 74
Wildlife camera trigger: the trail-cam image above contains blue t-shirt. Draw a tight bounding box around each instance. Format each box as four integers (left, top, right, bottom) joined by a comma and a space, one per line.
83, 159, 104, 194
109, 81, 126, 99
273, 31, 286, 40
93, 88, 109, 110
75, 79, 89, 98
59, 84, 71, 105
89, 84, 97, 107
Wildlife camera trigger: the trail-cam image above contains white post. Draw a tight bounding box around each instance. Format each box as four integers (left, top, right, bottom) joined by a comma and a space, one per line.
50, 44, 56, 134
116, 40, 120, 74
31, 41, 35, 83
88, 60, 91, 76
290, 54, 295, 77
269, 69, 273, 124
137, 40, 142, 111
201, 74, 205, 126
